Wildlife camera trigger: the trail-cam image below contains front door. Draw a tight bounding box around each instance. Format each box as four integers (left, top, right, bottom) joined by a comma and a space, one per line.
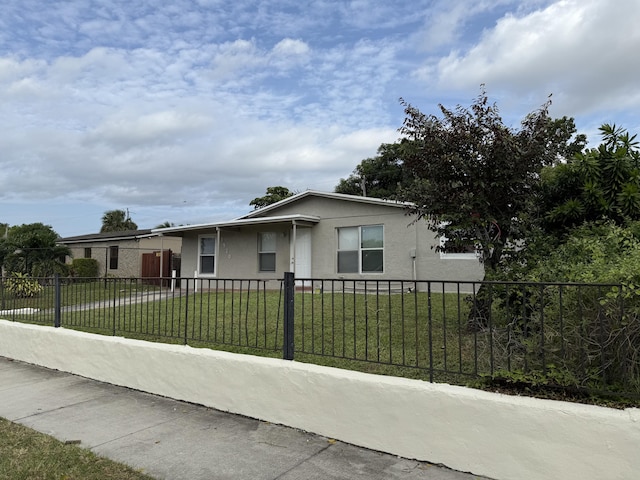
290, 227, 311, 282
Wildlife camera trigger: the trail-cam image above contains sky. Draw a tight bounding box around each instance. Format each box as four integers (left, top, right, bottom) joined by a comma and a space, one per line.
1, 0, 640, 237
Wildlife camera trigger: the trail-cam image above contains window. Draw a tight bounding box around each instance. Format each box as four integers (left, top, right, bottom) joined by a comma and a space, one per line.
439, 235, 479, 260
337, 225, 383, 273
199, 236, 216, 275
258, 232, 276, 272
84, 247, 91, 258
109, 246, 119, 270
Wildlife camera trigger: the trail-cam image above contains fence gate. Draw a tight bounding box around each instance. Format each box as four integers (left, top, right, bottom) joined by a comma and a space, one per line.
141, 250, 172, 286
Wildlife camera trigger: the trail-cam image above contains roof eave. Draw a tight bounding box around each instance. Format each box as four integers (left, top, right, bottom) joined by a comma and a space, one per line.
151, 214, 321, 235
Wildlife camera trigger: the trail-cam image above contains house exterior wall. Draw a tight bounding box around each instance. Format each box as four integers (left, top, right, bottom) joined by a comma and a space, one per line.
252, 196, 484, 283
65, 236, 181, 278
182, 226, 290, 281
181, 196, 484, 285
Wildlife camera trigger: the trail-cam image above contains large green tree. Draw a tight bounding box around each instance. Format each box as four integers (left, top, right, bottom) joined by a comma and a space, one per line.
100, 209, 138, 233
539, 123, 640, 235
335, 143, 408, 199
0, 223, 70, 276
397, 89, 585, 272
249, 186, 294, 209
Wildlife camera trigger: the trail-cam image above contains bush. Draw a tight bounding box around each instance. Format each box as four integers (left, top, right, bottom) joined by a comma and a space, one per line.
31, 259, 70, 278
71, 258, 99, 279
4, 272, 43, 298
484, 222, 640, 394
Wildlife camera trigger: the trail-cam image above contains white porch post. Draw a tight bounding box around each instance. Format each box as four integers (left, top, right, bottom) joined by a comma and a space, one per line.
216, 227, 221, 277
290, 221, 297, 274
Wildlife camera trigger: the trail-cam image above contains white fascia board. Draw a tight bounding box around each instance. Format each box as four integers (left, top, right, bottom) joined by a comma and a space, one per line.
151, 214, 320, 235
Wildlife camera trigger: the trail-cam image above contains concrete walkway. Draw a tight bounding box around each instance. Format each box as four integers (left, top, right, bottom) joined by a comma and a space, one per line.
0, 357, 490, 480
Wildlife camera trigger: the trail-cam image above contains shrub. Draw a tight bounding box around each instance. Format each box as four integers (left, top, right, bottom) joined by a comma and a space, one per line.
31, 259, 70, 278
483, 222, 640, 394
4, 272, 43, 298
71, 258, 99, 279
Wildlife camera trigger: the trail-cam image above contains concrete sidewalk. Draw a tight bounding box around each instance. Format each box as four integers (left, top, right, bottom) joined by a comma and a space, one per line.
0, 357, 488, 480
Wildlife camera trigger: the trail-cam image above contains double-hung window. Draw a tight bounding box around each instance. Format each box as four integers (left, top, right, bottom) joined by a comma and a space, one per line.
109, 246, 119, 270
258, 232, 276, 272
199, 236, 216, 275
337, 225, 383, 273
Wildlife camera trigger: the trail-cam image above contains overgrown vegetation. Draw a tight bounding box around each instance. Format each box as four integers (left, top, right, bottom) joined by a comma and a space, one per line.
488, 223, 640, 395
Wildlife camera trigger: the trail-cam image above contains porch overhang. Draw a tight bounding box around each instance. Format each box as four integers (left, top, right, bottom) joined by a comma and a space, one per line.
152, 214, 320, 236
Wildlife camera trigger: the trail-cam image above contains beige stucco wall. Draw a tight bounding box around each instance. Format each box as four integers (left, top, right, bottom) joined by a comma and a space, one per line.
1, 320, 639, 480
181, 196, 484, 286
66, 236, 182, 278
181, 226, 290, 283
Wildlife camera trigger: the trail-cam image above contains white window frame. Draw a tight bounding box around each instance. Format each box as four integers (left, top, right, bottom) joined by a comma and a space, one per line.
198, 235, 216, 276
438, 235, 480, 260
258, 232, 277, 272
337, 225, 384, 274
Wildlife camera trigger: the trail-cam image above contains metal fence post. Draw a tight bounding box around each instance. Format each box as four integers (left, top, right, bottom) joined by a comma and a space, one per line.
112, 279, 117, 336
283, 272, 295, 360
0, 275, 5, 311
54, 273, 61, 328
184, 278, 190, 345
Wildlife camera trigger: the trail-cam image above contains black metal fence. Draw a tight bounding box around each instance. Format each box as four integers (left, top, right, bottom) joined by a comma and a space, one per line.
1, 273, 639, 400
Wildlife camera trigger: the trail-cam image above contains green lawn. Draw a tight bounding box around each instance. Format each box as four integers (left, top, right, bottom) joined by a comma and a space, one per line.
5, 284, 490, 383
0, 417, 154, 480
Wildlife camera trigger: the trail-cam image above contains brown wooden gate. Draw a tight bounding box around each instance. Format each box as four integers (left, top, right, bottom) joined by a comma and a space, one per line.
141, 250, 172, 286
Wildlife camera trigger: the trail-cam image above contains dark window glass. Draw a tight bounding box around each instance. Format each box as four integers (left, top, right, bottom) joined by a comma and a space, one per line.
259, 252, 276, 272
362, 250, 383, 272
200, 256, 215, 274
109, 246, 119, 270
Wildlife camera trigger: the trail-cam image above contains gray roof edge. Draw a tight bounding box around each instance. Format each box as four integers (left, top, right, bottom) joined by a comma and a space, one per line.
58, 229, 157, 244
239, 190, 412, 219
151, 214, 321, 234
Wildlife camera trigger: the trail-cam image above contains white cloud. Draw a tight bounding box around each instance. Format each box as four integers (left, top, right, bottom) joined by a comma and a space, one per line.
272, 38, 309, 57
270, 38, 311, 72
85, 110, 213, 149
0, 57, 46, 82
426, 0, 640, 116
1, 0, 639, 236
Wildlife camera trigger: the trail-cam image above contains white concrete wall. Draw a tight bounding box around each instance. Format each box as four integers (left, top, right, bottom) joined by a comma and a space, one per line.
1, 319, 638, 480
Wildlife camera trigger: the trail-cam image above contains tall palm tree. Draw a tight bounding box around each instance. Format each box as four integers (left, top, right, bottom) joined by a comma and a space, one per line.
100, 209, 138, 233
155, 221, 176, 228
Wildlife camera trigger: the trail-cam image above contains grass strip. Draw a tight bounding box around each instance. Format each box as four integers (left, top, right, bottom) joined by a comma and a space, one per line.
0, 417, 155, 480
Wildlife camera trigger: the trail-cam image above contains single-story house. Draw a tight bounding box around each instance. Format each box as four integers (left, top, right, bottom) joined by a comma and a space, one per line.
58, 230, 182, 279
153, 191, 484, 288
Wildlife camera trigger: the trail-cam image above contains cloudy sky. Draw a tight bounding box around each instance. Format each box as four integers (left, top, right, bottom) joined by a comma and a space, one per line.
1, 0, 639, 237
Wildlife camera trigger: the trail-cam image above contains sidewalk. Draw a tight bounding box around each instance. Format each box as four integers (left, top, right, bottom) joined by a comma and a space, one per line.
0, 357, 489, 480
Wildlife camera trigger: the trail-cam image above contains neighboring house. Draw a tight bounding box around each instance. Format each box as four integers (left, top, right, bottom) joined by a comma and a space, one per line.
154, 191, 484, 288
58, 230, 182, 279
